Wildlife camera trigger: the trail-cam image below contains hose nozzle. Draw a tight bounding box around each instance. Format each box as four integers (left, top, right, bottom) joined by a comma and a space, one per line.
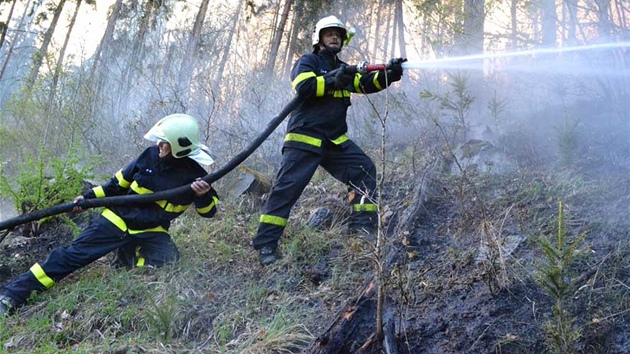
354, 61, 387, 74
356, 61, 369, 74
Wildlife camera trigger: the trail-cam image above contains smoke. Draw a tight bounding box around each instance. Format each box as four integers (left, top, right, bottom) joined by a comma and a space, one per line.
387, 41, 630, 172
0, 199, 16, 221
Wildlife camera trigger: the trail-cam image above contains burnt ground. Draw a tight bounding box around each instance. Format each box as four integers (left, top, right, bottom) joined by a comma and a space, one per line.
2, 160, 630, 353
0, 211, 98, 286
390, 164, 630, 354
306, 156, 630, 353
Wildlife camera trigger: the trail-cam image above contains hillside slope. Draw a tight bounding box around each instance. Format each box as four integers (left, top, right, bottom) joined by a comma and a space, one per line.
0, 146, 629, 353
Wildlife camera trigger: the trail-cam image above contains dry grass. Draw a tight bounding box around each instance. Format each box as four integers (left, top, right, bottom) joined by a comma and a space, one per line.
2, 149, 630, 353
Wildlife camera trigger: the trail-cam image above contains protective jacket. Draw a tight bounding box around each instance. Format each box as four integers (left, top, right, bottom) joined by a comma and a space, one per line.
83, 145, 219, 233
286, 49, 397, 154
1, 145, 219, 306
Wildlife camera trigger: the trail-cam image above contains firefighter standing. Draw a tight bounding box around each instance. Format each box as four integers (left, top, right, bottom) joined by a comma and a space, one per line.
252, 15, 406, 265
0, 114, 219, 315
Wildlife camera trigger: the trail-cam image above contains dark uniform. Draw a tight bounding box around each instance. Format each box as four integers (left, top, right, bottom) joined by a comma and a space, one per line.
1, 145, 218, 306
252, 48, 400, 252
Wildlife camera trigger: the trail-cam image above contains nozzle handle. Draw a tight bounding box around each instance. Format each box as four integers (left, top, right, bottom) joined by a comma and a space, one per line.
345, 61, 387, 74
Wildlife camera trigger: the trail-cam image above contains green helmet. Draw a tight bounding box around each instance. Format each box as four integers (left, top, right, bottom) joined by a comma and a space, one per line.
144, 114, 215, 165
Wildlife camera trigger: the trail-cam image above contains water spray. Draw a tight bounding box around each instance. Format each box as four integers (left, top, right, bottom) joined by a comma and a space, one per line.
399, 41, 630, 72
343, 41, 630, 76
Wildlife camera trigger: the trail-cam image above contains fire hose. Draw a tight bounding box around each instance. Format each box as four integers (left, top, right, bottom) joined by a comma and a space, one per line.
0, 62, 397, 232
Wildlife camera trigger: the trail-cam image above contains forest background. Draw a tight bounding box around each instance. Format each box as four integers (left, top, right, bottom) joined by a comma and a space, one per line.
0, 0, 625, 183
0, 0, 629, 353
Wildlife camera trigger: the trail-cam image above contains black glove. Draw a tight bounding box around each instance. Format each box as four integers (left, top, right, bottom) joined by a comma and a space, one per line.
325, 64, 354, 90
386, 69, 402, 83
388, 57, 407, 77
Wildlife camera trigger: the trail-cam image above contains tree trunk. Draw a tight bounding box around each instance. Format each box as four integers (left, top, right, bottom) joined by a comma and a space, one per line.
308, 277, 379, 354
383, 4, 392, 60
49, 0, 83, 108
118, 0, 157, 114
179, 0, 210, 106
0, 0, 32, 82
594, 0, 612, 38
510, 0, 518, 48
25, 0, 67, 89
460, 0, 485, 100
279, 11, 294, 75
395, 0, 406, 58
541, 0, 557, 46
307, 268, 401, 354
613, 0, 627, 30
0, 0, 19, 52
87, 0, 122, 122
563, 0, 577, 45
370, 0, 385, 60
265, 0, 293, 77
90, 0, 122, 79
283, 0, 303, 75
462, 0, 485, 54
214, 0, 243, 87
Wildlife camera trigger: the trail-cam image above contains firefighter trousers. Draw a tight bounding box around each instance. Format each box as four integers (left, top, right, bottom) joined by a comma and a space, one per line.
1, 215, 179, 306
252, 141, 377, 251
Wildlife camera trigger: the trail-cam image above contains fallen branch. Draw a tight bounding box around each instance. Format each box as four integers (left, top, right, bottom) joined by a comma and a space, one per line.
307, 159, 442, 354
308, 278, 378, 354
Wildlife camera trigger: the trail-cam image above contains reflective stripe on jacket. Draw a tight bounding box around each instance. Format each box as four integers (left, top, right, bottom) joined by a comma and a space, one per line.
285, 49, 391, 153
83, 145, 219, 232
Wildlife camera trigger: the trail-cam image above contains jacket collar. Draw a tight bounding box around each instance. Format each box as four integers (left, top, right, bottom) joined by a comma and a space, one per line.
318, 48, 339, 67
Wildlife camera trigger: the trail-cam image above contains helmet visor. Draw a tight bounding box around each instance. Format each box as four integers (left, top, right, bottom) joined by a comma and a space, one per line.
144, 127, 165, 142
188, 145, 215, 166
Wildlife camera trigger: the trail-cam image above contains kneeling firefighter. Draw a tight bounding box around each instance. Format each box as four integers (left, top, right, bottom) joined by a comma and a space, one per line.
0, 114, 219, 315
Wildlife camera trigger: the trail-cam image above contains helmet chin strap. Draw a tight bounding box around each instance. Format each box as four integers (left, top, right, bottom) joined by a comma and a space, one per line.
320, 43, 342, 54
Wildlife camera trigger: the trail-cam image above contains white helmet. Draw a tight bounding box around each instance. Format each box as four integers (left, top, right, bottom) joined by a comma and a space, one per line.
144, 114, 215, 165
312, 15, 347, 51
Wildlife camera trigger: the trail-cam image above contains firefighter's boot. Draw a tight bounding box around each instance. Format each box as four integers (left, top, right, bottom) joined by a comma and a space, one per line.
258, 246, 278, 266
347, 212, 376, 240
0, 295, 17, 317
